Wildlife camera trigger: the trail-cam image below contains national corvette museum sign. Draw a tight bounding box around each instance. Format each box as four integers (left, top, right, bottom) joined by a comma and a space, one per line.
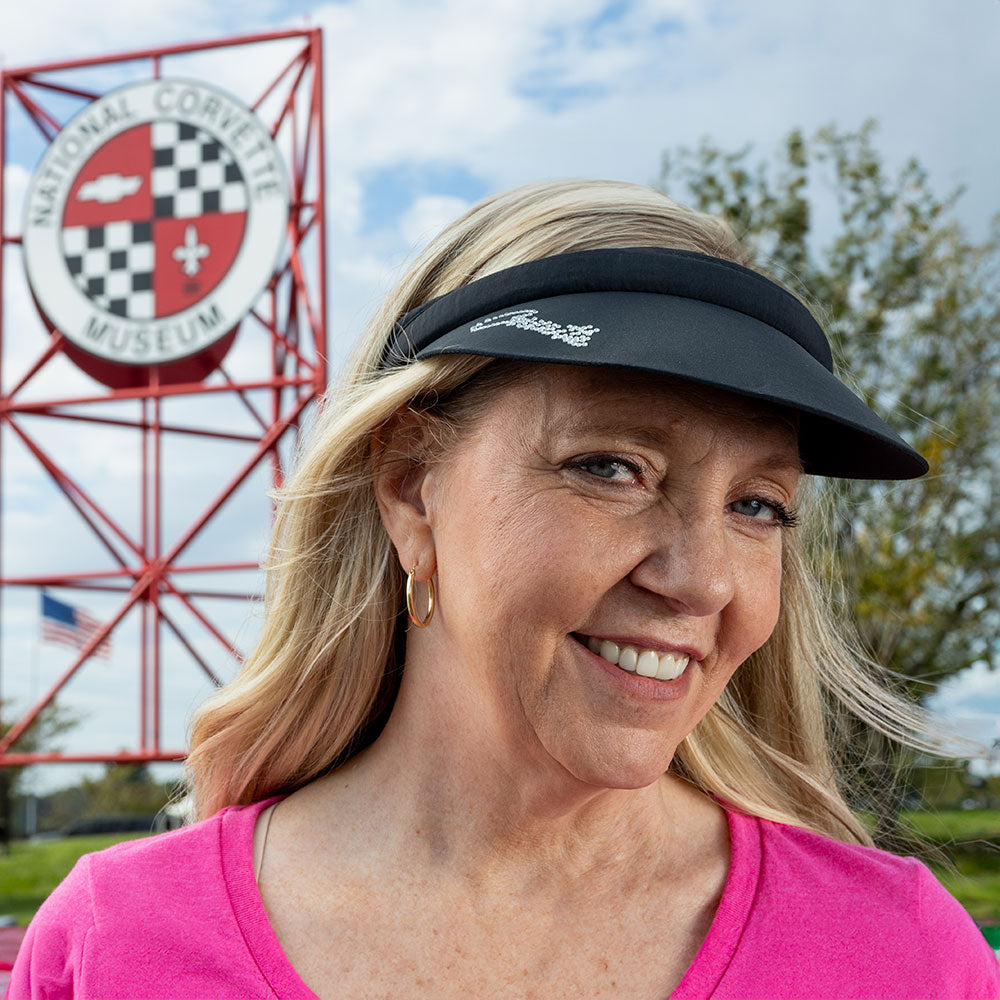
22, 79, 288, 367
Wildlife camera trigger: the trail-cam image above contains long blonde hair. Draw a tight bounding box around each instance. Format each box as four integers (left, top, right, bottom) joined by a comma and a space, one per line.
186, 179, 970, 841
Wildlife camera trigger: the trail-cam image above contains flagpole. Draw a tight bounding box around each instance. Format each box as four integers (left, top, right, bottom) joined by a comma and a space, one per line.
31, 594, 41, 703
26, 593, 42, 837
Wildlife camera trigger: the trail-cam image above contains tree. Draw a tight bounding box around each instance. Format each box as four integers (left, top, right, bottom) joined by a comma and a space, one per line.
658, 121, 1000, 845
78, 762, 173, 818
0, 699, 80, 852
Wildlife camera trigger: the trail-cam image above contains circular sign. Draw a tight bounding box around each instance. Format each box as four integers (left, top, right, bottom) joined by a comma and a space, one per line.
22, 78, 288, 373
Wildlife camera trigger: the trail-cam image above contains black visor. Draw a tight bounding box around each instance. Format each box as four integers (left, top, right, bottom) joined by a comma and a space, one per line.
382, 247, 927, 480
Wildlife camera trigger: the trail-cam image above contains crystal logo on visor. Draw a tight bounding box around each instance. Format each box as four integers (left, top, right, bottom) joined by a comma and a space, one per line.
470, 308, 598, 348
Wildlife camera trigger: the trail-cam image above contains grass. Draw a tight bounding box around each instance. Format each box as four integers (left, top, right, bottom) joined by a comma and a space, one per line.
853, 809, 1000, 925
900, 808, 1000, 844
1, 811, 998, 929
930, 854, 1000, 924
0, 833, 151, 926
899, 810, 1000, 925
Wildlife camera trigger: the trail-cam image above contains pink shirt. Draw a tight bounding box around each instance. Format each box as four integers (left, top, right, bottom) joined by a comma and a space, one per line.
8, 796, 1000, 999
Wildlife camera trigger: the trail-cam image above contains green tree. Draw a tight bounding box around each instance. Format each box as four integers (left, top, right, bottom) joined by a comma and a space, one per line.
77, 762, 173, 818
0, 700, 80, 852
657, 121, 1000, 846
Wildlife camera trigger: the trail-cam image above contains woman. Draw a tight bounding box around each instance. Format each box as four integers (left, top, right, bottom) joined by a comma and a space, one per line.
10, 180, 999, 999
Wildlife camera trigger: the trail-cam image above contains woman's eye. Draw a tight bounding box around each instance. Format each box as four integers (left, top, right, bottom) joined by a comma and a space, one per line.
729, 496, 798, 527
571, 456, 640, 483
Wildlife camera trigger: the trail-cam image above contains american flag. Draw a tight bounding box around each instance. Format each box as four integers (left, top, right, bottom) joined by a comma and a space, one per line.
40, 593, 112, 660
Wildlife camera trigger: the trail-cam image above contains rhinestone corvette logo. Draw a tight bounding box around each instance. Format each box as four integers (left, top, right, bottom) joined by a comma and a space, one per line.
23, 79, 288, 366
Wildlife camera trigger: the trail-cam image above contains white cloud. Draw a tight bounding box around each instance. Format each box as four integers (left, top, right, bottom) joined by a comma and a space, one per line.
399, 193, 471, 251
928, 661, 1000, 720
925, 661, 1000, 774
0, 0, 283, 67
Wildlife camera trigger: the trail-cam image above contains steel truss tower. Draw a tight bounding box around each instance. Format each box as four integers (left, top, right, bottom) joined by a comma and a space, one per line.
0, 28, 327, 768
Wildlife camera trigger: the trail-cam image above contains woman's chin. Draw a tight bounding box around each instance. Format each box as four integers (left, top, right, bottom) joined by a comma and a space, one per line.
549, 733, 678, 791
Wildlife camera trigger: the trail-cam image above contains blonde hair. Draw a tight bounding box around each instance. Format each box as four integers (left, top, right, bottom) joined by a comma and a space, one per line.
186, 179, 970, 841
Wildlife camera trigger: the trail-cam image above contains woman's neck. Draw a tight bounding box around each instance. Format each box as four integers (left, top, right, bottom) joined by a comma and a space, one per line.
307, 657, 717, 896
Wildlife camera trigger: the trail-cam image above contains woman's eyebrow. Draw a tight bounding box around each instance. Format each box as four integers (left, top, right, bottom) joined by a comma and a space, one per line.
553, 411, 788, 442
550, 415, 670, 450
550, 415, 803, 472
746, 453, 805, 477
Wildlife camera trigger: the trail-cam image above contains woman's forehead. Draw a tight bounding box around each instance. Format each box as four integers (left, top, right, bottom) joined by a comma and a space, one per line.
497, 364, 800, 438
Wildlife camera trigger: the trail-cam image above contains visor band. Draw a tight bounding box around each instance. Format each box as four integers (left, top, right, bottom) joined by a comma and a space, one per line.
383, 247, 832, 371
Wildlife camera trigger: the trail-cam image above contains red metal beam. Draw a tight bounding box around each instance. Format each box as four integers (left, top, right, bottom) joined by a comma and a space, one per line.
159, 606, 224, 687
140, 395, 149, 749
271, 53, 310, 143
270, 287, 284, 491
152, 377, 162, 748
312, 27, 329, 390
6, 28, 311, 78
249, 307, 312, 373
0, 578, 250, 600
161, 394, 312, 568
296, 73, 316, 201
251, 42, 309, 114
5, 79, 60, 140
5, 375, 313, 412
1, 561, 261, 586
159, 580, 244, 663
20, 76, 100, 101
216, 362, 270, 433
6, 416, 142, 560
168, 561, 262, 574
162, 588, 256, 601
287, 239, 323, 351
17, 408, 263, 443
4, 331, 65, 399
0, 751, 186, 765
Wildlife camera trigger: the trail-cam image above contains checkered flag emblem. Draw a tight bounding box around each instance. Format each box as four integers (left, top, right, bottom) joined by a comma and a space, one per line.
61, 121, 249, 321
63, 221, 154, 319
152, 122, 247, 220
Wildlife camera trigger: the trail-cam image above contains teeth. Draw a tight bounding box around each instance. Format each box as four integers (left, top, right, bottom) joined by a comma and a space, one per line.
656, 654, 687, 681
636, 650, 659, 677
582, 635, 690, 682
618, 647, 638, 672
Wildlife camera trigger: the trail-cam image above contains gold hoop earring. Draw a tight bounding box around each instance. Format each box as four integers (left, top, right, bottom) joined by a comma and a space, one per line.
406, 568, 435, 628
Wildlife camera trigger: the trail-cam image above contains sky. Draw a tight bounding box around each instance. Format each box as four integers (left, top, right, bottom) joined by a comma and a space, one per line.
1, 0, 998, 794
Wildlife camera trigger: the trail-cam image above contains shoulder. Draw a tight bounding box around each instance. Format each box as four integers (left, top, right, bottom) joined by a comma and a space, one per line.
26, 808, 234, 933
739, 813, 1000, 997
86, 803, 233, 889
8, 800, 273, 999
755, 812, 929, 898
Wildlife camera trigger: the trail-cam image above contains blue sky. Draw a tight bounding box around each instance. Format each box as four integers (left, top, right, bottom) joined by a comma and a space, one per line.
1, 0, 998, 791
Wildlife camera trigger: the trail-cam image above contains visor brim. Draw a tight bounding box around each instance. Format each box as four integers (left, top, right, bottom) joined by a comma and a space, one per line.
416, 290, 927, 480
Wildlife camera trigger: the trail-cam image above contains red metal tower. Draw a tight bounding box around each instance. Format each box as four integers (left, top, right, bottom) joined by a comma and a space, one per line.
0, 28, 327, 768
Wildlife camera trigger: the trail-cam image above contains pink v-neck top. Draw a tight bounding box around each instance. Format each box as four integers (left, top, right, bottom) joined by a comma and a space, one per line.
8, 796, 999, 999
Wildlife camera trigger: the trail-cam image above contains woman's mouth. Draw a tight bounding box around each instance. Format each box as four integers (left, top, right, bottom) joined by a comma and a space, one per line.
572, 634, 690, 682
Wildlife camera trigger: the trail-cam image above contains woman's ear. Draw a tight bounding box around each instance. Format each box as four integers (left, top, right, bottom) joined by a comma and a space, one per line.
371, 410, 438, 578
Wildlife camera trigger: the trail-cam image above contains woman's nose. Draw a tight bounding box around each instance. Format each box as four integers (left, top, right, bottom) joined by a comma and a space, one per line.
627, 512, 736, 618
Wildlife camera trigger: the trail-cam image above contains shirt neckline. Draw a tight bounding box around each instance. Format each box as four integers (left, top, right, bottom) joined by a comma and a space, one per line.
669, 803, 762, 998
221, 794, 761, 1000
221, 795, 317, 999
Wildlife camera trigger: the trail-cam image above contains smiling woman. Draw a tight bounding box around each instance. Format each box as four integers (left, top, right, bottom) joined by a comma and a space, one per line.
10, 180, 1000, 1000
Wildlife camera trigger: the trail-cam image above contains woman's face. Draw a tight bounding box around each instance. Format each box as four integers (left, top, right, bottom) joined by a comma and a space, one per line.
414, 365, 801, 790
